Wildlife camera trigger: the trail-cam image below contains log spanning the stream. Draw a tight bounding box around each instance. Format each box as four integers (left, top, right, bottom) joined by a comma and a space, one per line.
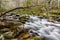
0, 5, 41, 17
0, 7, 29, 17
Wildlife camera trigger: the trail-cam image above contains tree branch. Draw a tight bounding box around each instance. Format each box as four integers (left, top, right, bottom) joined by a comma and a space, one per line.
0, 7, 29, 17
0, 5, 41, 17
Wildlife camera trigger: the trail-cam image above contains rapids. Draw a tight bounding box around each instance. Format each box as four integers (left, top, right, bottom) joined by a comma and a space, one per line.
24, 15, 60, 40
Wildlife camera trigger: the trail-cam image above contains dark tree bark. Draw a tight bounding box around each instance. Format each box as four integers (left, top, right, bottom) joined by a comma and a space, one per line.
0, 5, 41, 17
0, 7, 30, 17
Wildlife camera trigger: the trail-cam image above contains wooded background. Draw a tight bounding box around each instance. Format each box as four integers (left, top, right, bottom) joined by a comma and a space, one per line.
0, 0, 60, 17
0, 0, 60, 10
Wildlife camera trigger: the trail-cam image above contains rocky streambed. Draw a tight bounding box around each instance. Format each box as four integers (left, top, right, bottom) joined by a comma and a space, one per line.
0, 13, 60, 40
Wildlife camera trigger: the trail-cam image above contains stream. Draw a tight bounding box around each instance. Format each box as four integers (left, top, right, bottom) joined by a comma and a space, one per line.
24, 15, 60, 40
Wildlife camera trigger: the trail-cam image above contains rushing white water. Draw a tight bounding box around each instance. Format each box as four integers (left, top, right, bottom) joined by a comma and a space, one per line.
24, 15, 60, 40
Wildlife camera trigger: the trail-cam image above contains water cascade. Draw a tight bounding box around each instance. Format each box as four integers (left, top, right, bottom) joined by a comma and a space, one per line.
24, 15, 60, 40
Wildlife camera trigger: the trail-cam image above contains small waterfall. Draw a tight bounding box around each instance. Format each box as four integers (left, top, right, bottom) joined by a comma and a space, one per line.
24, 15, 60, 40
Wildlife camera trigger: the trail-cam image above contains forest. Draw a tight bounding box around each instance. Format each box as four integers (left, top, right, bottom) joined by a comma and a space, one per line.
0, 0, 60, 40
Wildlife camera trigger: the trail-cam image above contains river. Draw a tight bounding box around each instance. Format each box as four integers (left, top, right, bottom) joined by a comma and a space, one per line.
24, 15, 60, 40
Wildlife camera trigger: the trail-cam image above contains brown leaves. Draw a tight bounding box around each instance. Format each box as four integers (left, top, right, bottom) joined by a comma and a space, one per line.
18, 33, 30, 39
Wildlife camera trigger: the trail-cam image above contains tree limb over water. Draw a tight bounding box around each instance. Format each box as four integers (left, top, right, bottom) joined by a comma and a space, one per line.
0, 7, 29, 17
0, 5, 41, 17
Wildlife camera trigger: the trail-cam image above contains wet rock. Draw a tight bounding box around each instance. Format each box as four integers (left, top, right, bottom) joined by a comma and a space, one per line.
56, 19, 60, 22
0, 35, 4, 40
5, 13, 20, 21
20, 16, 29, 24
11, 39, 18, 40
0, 28, 10, 33
3, 32, 14, 39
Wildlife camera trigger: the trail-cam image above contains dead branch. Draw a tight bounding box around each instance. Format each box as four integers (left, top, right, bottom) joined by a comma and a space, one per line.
0, 5, 41, 17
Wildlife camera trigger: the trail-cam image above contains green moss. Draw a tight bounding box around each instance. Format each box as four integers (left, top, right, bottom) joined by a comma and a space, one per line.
29, 0, 33, 5
23, 0, 33, 7
0, 8, 5, 13
23, 2, 28, 7
18, 9, 32, 15
27, 36, 40, 40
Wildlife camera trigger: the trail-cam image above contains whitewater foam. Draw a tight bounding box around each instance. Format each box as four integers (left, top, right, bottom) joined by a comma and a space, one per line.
24, 15, 60, 40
